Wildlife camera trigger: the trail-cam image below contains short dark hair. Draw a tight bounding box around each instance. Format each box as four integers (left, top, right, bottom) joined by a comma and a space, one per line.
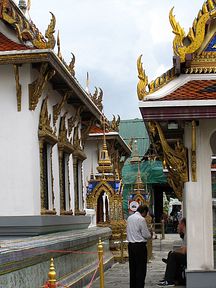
137, 205, 149, 214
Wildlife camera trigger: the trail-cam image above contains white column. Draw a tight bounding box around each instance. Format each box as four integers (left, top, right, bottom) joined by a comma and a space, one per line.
184, 120, 214, 270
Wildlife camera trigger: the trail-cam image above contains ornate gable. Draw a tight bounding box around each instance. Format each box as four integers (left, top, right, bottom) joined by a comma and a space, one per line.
137, 0, 216, 101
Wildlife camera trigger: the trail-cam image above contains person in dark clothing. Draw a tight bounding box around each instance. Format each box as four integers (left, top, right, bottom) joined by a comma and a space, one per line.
127, 205, 152, 288
157, 218, 187, 287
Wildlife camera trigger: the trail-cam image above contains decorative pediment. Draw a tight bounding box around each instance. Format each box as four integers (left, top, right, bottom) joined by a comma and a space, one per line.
170, 1, 216, 63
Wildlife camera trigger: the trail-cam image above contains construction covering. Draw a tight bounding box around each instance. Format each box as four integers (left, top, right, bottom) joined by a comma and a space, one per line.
122, 160, 167, 215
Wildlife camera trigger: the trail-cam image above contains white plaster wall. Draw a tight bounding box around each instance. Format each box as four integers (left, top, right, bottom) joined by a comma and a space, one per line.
0, 63, 79, 216
0, 64, 41, 215
83, 139, 100, 206
185, 119, 215, 270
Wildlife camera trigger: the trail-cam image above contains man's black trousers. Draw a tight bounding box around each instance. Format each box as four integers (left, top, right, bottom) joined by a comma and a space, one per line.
165, 251, 187, 283
128, 242, 148, 288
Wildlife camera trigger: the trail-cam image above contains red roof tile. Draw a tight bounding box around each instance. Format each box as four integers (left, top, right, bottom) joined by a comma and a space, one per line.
160, 80, 216, 101
0, 32, 31, 51
89, 126, 104, 133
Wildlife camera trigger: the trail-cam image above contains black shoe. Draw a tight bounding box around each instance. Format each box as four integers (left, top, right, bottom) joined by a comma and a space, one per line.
157, 281, 175, 287
162, 258, 168, 264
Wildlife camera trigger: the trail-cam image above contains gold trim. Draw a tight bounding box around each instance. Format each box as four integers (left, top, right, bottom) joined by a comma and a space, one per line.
191, 120, 197, 182
110, 115, 120, 132
58, 115, 73, 215
169, 2, 216, 62
137, 55, 176, 99
13, 64, 22, 112
137, 55, 148, 100
29, 63, 55, 111
148, 121, 188, 200
53, 91, 69, 126
38, 98, 57, 214
90, 87, 103, 111
68, 53, 76, 77
1, 1, 56, 49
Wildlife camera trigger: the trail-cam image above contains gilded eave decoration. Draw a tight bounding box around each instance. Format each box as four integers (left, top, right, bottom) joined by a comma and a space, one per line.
90, 87, 103, 111
38, 98, 57, 215
137, 55, 176, 100
29, 63, 55, 111
185, 52, 216, 73
58, 114, 74, 154
1, 0, 56, 49
13, 64, 21, 111
53, 91, 70, 127
148, 121, 188, 200
191, 120, 197, 182
110, 115, 120, 132
38, 97, 57, 144
58, 115, 73, 215
169, 1, 216, 63
57, 31, 76, 77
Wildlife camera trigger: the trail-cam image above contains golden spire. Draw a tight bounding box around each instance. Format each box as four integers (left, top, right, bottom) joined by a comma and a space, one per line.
97, 115, 113, 174
133, 161, 145, 194
48, 258, 57, 288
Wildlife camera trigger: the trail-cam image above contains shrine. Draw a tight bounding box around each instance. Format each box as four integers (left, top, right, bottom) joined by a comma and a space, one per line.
138, 1, 216, 286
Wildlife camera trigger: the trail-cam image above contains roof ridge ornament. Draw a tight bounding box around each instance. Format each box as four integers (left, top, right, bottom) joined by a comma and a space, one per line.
137, 55, 176, 99
169, 1, 216, 63
137, 55, 148, 100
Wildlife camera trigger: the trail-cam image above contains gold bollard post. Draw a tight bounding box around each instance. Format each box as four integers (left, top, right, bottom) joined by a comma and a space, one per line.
98, 238, 104, 288
161, 220, 165, 240
48, 258, 57, 288
120, 228, 124, 263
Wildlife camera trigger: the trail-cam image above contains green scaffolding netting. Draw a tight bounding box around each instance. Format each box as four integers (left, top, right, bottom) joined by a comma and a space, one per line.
122, 160, 167, 215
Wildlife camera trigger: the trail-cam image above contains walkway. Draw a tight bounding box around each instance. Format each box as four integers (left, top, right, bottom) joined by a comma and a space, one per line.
89, 234, 186, 288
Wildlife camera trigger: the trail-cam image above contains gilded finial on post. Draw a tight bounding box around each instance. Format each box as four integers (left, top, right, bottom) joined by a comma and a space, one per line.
97, 238, 104, 288
48, 258, 57, 288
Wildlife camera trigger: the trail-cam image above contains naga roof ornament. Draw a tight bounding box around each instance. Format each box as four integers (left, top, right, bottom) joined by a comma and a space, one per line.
137, 55, 175, 100
1, 0, 56, 49
137, 0, 216, 100
170, 0, 216, 63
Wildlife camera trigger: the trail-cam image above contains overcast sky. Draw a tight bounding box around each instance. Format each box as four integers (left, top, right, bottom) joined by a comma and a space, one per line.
15, 0, 204, 120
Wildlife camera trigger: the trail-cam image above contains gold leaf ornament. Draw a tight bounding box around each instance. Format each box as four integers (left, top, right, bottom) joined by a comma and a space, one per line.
137, 55, 148, 100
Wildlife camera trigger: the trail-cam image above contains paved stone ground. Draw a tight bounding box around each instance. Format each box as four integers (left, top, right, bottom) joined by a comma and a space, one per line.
88, 234, 186, 288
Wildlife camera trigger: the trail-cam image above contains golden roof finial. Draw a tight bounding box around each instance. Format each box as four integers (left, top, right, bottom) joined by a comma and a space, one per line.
48, 258, 57, 288
57, 30, 63, 60
86, 72, 90, 94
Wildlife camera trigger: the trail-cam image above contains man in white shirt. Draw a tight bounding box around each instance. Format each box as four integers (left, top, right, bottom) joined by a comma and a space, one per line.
127, 205, 152, 288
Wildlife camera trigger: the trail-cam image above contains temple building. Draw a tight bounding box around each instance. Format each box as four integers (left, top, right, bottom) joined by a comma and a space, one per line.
138, 1, 216, 286
0, 0, 129, 287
